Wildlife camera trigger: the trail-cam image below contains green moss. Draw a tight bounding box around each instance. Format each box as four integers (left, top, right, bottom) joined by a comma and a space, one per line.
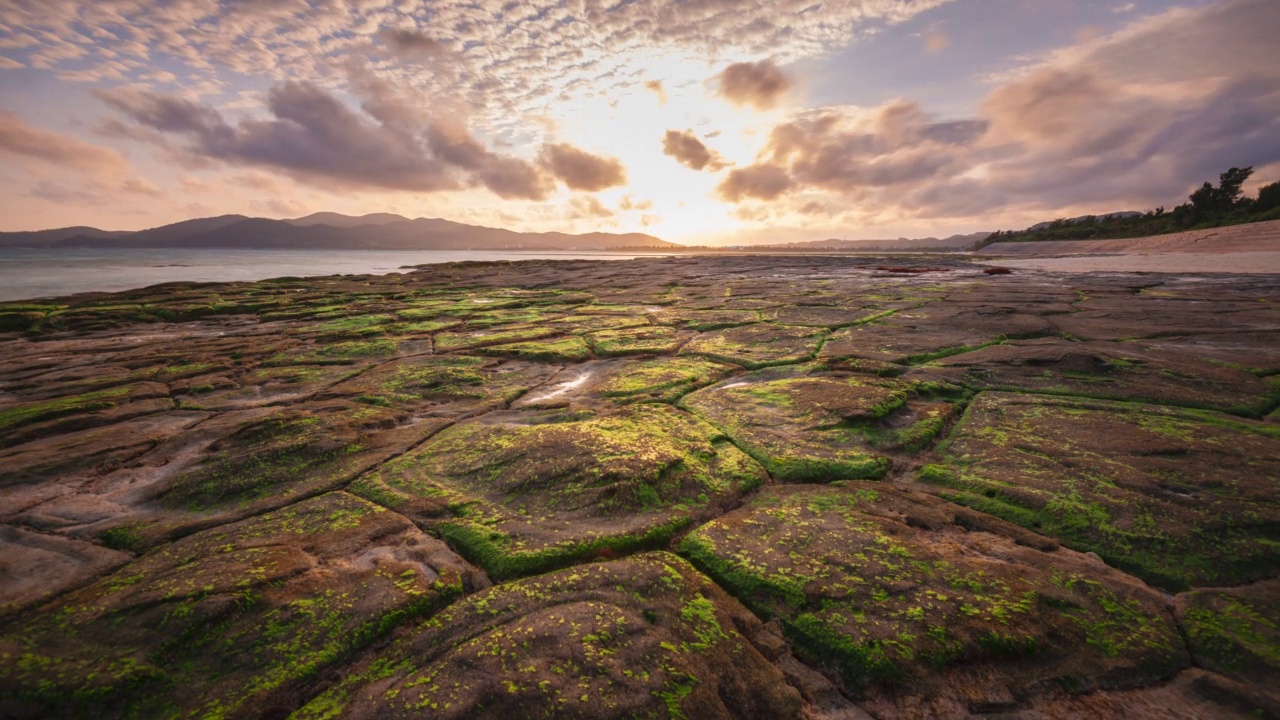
589, 326, 681, 356
1182, 592, 1280, 681
267, 339, 400, 365
99, 524, 147, 554
438, 516, 691, 581
599, 358, 730, 402
0, 385, 134, 432
474, 336, 592, 362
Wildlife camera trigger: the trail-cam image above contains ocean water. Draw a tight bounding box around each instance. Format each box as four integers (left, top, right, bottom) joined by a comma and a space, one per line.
0, 248, 677, 302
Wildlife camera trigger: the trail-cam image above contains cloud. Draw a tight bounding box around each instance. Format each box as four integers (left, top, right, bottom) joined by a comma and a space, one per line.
378, 28, 449, 58
717, 59, 791, 110
0, 111, 136, 173
97, 81, 555, 200
0, 0, 950, 150
644, 80, 667, 104
538, 143, 627, 191
721, 0, 1280, 225
568, 195, 615, 219
716, 164, 794, 202
662, 130, 729, 172
0, 111, 161, 198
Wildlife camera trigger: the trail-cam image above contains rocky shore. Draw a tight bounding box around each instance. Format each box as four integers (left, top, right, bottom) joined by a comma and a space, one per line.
0, 255, 1276, 719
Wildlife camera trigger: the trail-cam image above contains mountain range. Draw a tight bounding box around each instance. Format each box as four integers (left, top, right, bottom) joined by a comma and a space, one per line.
0, 213, 674, 251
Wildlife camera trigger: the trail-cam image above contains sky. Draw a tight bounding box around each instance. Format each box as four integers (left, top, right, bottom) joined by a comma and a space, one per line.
0, 0, 1277, 245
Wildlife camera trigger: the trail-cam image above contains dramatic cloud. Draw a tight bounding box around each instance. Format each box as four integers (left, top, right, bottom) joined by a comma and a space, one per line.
723, 0, 1280, 225
539, 143, 628, 192
662, 130, 729, 172
717, 164, 793, 202
98, 81, 558, 200
717, 59, 791, 110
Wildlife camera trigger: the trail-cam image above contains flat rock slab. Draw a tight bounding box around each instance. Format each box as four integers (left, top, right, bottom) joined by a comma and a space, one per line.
0, 492, 484, 720
820, 304, 1051, 365
316, 354, 559, 413
352, 403, 767, 579
291, 552, 862, 720
1175, 579, 1280, 692
682, 366, 957, 482
682, 323, 827, 369
0, 525, 131, 617
0, 381, 174, 450
679, 483, 1189, 713
908, 337, 1277, 415
918, 392, 1280, 591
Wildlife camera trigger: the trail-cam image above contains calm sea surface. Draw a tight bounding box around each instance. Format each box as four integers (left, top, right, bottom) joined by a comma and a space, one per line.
0, 248, 678, 302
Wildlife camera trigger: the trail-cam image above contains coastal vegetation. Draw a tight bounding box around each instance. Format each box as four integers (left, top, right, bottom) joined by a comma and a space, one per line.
983, 166, 1280, 245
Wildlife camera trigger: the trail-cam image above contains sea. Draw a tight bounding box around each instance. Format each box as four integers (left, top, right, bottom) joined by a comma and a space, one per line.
0, 248, 680, 302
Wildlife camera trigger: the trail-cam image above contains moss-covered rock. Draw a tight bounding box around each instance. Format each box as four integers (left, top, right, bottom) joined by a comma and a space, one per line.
918, 392, 1280, 590
678, 484, 1189, 711
352, 404, 766, 579
682, 369, 942, 482
0, 492, 483, 720
910, 338, 1277, 416
681, 323, 826, 369
291, 553, 845, 720
1176, 579, 1280, 689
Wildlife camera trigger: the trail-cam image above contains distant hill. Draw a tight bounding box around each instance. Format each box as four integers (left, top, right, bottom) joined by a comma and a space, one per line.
0, 226, 129, 248
0, 213, 675, 251
284, 212, 409, 228
756, 232, 991, 252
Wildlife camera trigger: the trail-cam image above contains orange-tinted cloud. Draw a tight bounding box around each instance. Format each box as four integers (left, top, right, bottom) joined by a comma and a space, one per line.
662, 130, 729, 172
716, 164, 793, 201
538, 143, 627, 191
717, 59, 790, 110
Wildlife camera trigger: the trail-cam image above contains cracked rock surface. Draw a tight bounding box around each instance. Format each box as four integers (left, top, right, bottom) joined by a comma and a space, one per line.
0, 255, 1277, 719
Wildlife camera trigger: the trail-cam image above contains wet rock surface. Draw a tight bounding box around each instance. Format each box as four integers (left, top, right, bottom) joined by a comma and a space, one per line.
0, 255, 1277, 719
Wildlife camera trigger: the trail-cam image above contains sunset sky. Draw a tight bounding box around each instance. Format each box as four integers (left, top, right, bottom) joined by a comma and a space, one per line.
0, 0, 1277, 245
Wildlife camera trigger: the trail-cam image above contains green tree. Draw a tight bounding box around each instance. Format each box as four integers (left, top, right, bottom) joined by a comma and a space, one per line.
1256, 181, 1280, 213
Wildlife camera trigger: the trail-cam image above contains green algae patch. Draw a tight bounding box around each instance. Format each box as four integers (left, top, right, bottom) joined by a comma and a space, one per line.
678, 484, 1188, 704
473, 335, 592, 362
314, 313, 397, 337
681, 323, 826, 369
598, 357, 733, 403
320, 355, 557, 411
265, 338, 405, 365
650, 308, 761, 331
0, 382, 173, 451
914, 338, 1277, 416
1176, 579, 1280, 688
290, 553, 809, 720
351, 404, 766, 580
919, 392, 1280, 591
0, 385, 137, 434
589, 325, 682, 356
434, 324, 559, 352
154, 402, 428, 519
0, 492, 483, 720
682, 371, 926, 482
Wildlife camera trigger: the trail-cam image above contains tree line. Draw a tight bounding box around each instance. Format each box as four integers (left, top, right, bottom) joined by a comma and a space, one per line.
983, 167, 1280, 245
